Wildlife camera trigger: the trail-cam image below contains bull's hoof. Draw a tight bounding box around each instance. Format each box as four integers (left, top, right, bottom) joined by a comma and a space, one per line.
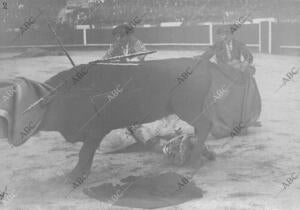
68, 168, 90, 184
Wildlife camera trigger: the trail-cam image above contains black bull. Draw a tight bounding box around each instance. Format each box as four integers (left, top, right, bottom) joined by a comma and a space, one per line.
38, 58, 215, 179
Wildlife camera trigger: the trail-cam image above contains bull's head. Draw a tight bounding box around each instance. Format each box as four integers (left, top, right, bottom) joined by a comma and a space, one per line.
0, 78, 49, 146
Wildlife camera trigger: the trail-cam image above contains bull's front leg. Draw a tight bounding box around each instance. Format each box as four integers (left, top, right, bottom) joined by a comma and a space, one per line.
189, 115, 216, 163
69, 135, 102, 182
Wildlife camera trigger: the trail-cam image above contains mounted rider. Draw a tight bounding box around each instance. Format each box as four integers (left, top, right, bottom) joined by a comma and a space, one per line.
102, 23, 147, 62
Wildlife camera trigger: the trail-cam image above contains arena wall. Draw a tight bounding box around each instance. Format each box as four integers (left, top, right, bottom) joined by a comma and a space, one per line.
1, 21, 300, 55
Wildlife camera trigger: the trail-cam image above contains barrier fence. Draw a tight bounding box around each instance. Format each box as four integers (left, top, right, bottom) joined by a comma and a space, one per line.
1, 20, 300, 55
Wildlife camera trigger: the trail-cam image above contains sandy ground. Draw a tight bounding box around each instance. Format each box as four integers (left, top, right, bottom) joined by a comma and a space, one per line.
0, 50, 299, 210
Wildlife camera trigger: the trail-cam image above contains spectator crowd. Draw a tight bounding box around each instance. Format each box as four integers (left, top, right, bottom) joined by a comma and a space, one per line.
1, 0, 300, 30
63, 0, 300, 26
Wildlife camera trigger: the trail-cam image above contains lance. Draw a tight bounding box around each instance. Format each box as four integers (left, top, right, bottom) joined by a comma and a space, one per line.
47, 21, 76, 67
89, 50, 157, 64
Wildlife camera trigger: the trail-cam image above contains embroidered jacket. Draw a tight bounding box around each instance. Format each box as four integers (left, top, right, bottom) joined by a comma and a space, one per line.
201, 39, 253, 65
103, 36, 147, 61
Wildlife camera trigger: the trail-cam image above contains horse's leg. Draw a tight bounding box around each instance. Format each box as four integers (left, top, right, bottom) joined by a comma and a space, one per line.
189, 114, 215, 162
69, 135, 102, 182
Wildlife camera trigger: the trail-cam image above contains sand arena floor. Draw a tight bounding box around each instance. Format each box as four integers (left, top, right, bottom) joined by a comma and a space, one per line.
0, 50, 299, 210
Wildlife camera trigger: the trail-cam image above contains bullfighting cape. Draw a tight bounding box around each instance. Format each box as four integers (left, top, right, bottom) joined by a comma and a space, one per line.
203, 64, 261, 139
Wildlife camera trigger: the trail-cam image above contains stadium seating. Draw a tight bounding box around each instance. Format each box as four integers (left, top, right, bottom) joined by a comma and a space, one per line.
66, 0, 300, 26
1, 0, 300, 29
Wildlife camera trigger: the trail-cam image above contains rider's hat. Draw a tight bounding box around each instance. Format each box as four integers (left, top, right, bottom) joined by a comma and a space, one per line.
112, 23, 134, 36
216, 25, 234, 35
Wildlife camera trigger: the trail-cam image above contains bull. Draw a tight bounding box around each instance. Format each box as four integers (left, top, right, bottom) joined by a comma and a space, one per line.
1, 58, 216, 181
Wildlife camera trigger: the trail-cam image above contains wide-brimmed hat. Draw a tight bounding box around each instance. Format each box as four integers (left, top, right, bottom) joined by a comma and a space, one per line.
112, 23, 134, 36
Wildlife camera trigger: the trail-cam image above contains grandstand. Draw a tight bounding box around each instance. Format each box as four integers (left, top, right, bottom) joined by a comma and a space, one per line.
63, 0, 300, 26
2, 0, 300, 28
1, 0, 300, 55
